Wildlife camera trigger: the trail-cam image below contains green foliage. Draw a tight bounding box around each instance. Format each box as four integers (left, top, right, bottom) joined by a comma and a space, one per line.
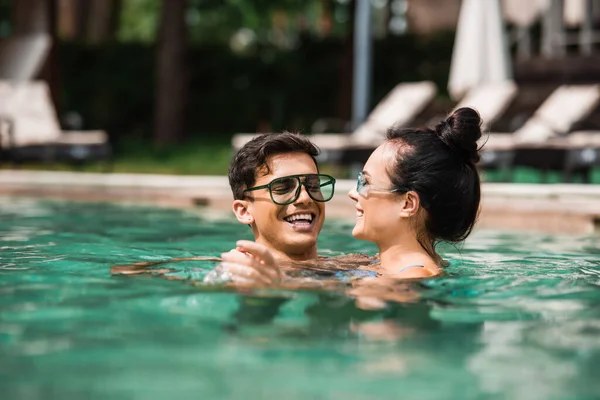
59, 42, 155, 138
57, 33, 454, 143
2, 136, 234, 175
483, 167, 600, 184
0, 0, 12, 37
109, 135, 235, 174
117, 0, 351, 45
118, 0, 161, 43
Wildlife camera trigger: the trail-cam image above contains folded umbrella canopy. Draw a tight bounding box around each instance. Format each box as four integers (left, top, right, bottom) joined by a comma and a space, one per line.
448, 0, 513, 100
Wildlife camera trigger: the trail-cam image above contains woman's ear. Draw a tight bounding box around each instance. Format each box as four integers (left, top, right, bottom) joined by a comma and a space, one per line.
400, 191, 420, 217
232, 199, 254, 225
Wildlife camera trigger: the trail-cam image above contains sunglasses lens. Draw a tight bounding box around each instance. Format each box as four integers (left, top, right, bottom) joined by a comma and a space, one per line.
270, 175, 335, 205
356, 173, 365, 195
270, 177, 300, 204
306, 175, 334, 202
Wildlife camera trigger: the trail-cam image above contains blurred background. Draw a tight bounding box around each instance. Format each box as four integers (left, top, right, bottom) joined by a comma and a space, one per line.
1, 0, 599, 181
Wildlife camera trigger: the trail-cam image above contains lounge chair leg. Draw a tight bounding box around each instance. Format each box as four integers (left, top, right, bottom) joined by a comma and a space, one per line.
563, 168, 573, 183
103, 157, 115, 173
541, 169, 549, 183
582, 167, 592, 184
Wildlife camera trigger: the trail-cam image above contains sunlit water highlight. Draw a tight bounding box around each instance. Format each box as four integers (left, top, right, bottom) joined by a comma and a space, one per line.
1, 198, 599, 400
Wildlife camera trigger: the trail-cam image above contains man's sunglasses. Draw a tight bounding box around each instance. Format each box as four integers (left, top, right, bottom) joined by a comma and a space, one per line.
244, 174, 336, 205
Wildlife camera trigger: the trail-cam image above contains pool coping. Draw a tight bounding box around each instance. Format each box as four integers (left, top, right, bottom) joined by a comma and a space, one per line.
1, 170, 599, 235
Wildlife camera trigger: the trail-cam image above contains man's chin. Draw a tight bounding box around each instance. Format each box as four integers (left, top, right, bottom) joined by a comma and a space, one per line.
282, 235, 318, 253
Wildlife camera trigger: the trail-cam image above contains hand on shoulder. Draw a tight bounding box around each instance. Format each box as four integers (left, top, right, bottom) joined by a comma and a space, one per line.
220, 240, 283, 286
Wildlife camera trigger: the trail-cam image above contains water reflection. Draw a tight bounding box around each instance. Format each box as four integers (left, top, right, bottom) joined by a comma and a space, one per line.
2, 199, 600, 399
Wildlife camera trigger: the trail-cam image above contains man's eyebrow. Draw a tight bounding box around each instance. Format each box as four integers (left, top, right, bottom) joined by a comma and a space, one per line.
361, 170, 371, 177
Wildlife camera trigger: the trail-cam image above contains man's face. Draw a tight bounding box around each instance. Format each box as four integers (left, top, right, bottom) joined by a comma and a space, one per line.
238, 152, 325, 261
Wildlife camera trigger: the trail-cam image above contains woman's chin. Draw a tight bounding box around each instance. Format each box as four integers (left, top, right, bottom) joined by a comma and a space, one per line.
351, 226, 364, 239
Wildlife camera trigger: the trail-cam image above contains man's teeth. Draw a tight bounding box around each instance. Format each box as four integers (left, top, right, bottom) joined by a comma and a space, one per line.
284, 213, 314, 222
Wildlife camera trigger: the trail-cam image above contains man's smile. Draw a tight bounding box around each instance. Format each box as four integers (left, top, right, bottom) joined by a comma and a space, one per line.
283, 212, 317, 231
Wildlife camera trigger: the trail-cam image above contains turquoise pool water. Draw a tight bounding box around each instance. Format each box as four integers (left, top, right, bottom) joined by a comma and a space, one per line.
1, 198, 599, 400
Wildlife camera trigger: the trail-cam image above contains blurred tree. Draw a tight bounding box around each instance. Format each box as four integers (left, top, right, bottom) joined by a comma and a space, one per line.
318, 0, 333, 36
57, 0, 121, 42
13, 0, 50, 34
154, 0, 188, 146
117, 0, 159, 43
184, 0, 350, 45
87, 0, 121, 42
337, 0, 354, 121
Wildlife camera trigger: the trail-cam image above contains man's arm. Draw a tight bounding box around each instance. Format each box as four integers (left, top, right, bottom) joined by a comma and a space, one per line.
110, 256, 221, 276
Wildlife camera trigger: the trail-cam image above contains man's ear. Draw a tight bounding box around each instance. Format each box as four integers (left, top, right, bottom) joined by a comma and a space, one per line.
400, 191, 420, 217
232, 199, 254, 225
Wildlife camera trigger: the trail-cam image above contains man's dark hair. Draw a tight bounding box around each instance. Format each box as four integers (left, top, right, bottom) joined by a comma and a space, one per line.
228, 132, 320, 200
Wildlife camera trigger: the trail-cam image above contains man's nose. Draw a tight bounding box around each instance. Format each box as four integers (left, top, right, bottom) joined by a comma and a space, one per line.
294, 183, 312, 204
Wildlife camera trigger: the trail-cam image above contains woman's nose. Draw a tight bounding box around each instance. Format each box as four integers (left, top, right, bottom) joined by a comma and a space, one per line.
348, 186, 358, 201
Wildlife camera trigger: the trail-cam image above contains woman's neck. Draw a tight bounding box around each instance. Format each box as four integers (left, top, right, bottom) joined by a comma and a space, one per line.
378, 237, 438, 273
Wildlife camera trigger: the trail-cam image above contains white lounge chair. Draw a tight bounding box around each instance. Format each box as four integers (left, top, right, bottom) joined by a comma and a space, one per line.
452, 81, 518, 130
231, 81, 438, 153
0, 80, 110, 165
480, 84, 600, 182
0, 33, 51, 81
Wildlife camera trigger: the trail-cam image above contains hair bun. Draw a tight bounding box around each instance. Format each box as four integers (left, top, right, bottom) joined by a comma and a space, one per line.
434, 107, 482, 164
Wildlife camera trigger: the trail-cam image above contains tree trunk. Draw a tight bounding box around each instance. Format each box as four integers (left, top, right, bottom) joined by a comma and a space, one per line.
87, 0, 120, 42
13, 0, 50, 34
336, 0, 355, 121
318, 0, 333, 37
57, 0, 78, 39
58, 0, 121, 42
108, 0, 122, 41
154, 0, 188, 147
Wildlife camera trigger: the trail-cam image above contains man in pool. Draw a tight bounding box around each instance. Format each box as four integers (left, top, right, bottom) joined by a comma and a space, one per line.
111, 132, 345, 280
213, 131, 340, 284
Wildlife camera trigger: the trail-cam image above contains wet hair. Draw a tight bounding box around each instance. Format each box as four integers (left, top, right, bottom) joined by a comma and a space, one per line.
385, 107, 482, 253
228, 132, 320, 200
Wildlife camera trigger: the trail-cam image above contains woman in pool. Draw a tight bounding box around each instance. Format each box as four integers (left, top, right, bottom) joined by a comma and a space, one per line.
221, 107, 483, 282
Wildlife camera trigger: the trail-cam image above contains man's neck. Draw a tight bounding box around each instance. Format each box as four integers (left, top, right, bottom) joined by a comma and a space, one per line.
258, 242, 318, 263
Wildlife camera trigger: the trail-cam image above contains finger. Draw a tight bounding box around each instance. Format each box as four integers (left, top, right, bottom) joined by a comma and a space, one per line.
235, 240, 278, 266
222, 250, 278, 276
221, 250, 279, 281
221, 262, 272, 285
224, 249, 255, 262
221, 250, 261, 269
223, 252, 281, 281
235, 246, 253, 256
222, 245, 281, 282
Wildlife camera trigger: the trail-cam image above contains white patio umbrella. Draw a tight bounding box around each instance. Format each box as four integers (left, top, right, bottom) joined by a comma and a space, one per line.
448, 0, 513, 100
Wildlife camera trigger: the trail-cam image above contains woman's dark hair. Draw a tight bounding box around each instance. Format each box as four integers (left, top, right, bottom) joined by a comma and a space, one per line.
228, 132, 320, 200
385, 107, 482, 252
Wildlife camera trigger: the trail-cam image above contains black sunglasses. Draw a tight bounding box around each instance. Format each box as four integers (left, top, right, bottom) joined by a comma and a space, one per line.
243, 174, 336, 205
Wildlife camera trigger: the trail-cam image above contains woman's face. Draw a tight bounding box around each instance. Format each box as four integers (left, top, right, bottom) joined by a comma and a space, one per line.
347, 143, 406, 244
